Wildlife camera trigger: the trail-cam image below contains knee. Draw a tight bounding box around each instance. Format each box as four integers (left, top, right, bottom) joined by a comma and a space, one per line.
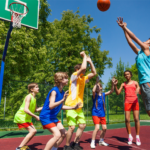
79, 124, 86, 130
125, 119, 130, 123
102, 129, 107, 132
31, 129, 37, 135
69, 126, 75, 132
54, 132, 61, 140
134, 118, 139, 123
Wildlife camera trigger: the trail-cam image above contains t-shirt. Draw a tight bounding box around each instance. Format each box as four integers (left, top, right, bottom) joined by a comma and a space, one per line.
65, 71, 88, 107
14, 94, 36, 123
92, 93, 105, 117
136, 47, 150, 85
40, 87, 64, 123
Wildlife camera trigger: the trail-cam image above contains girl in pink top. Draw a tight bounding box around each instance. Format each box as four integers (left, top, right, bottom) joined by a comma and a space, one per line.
114, 70, 141, 146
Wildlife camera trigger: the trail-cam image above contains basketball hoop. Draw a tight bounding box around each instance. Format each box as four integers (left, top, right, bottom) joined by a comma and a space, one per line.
9, 2, 29, 28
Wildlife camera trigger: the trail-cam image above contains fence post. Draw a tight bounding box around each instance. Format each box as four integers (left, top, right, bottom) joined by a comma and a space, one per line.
61, 110, 63, 125
106, 91, 109, 124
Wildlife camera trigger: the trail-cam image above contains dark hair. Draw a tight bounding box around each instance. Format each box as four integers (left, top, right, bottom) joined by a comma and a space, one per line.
124, 70, 132, 77
28, 83, 38, 93
74, 64, 81, 71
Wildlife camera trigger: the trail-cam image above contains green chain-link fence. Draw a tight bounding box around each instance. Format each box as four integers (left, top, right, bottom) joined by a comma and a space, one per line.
0, 81, 149, 130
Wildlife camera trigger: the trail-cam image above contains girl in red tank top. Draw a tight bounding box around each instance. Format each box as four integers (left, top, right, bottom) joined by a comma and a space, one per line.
114, 70, 141, 146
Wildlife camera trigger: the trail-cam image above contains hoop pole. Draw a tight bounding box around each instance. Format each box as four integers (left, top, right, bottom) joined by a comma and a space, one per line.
0, 22, 13, 105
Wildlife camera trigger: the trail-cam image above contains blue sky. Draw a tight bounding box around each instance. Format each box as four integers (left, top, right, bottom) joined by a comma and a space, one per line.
47, 0, 150, 87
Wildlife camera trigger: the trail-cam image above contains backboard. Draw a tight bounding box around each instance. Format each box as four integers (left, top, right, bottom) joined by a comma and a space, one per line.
0, 0, 40, 29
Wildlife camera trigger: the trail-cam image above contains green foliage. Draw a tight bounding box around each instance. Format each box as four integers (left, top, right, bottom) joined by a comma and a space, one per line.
0, 6, 112, 119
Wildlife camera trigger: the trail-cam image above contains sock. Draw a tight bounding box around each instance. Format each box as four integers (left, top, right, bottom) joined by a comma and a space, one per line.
91, 140, 95, 144
129, 134, 132, 138
51, 147, 57, 150
136, 135, 139, 138
100, 138, 103, 142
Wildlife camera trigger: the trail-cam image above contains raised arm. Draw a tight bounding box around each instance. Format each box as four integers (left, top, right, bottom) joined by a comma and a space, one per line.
86, 56, 97, 80
77, 51, 87, 77
105, 80, 114, 96
114, 80, 124, 95
92, 76, 99, 99
24, 95, 40, 121
49, 90, 68, 110
117, 17, 149, 52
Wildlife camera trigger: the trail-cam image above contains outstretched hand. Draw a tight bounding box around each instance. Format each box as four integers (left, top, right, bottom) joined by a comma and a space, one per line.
80, 51, 86, 57
113, 79, 118, 86
116, 17, 127, 29
86, 56, 92, 63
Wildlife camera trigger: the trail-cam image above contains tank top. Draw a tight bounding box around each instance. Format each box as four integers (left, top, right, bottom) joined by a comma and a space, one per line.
14, 94, 36, 123
92, 93, 105, 117
124, 81, 138, 103
40, 86, 64, 119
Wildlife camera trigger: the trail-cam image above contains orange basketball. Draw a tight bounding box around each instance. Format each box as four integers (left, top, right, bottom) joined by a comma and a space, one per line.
97, 0, 111, 12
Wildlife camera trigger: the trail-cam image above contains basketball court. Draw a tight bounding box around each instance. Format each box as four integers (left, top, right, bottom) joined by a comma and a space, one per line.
0, 123, 149, 150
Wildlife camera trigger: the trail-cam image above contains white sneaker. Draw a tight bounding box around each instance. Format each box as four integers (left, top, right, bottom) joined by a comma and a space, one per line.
136, 138, 141, 146
128, 137, 133, 145
99, 141, 109, 146
90, 142, 95, 148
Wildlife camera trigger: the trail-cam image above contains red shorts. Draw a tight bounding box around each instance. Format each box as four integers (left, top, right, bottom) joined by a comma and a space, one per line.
124, 102, 139, 111
43, 121, 61, 129
17, 122, 33, 129
92, 116, 106, 125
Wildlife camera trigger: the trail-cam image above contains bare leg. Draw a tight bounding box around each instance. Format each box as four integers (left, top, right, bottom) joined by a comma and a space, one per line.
125, 111, 131, 134
133, 110, 140, 135
74, 124, 86, 143
44, 127, 61, 150
19, 125, 37, 147
54, 123, 67, 147
92, 124, 99, 140
66, 126, 75, 146
100, 125, 107, 139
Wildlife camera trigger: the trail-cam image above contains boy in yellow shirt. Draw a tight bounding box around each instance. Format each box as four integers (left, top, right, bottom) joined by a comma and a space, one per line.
64, 51, 96, 150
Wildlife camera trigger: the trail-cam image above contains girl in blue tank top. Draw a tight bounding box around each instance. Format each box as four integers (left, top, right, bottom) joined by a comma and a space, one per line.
90, 77, 115, 149
40, 72, 81, 150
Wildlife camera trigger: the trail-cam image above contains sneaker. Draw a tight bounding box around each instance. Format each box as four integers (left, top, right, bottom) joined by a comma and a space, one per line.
63, 146, 73, 150
90, 142, 95, 148
128, 137, 133, 145
136, 138, 141, 146
99, 141, 109, 146
72, 144, 83, 150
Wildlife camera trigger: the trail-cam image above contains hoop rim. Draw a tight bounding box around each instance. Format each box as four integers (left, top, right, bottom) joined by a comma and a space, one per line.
9, 2, 29, 15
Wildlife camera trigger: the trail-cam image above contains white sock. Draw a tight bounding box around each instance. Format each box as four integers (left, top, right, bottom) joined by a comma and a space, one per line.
91, 140, 95, 144
136, 135, 139, 138
100, 138, 104, 142
129, 134, 132, 138
51, 147, 57, 150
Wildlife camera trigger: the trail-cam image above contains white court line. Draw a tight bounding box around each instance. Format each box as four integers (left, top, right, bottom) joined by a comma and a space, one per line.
84, 131, 146, 150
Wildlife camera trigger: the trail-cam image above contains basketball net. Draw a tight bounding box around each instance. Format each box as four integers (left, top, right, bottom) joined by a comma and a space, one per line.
11, 13, 24, 28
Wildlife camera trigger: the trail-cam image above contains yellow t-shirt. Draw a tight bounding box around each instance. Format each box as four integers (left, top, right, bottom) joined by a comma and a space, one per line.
65, 72, 88, 107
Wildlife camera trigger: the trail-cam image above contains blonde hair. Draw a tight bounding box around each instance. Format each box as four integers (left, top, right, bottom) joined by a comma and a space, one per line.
54, 72, 68, 87
28, 83, 38, 93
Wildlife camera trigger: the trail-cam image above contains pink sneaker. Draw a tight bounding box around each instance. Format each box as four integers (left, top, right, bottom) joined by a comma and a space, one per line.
128, 137, 133, 145
136, 138, 141, 146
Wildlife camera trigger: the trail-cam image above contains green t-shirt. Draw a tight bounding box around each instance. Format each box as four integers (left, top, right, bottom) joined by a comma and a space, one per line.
14, 94, 36, 123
